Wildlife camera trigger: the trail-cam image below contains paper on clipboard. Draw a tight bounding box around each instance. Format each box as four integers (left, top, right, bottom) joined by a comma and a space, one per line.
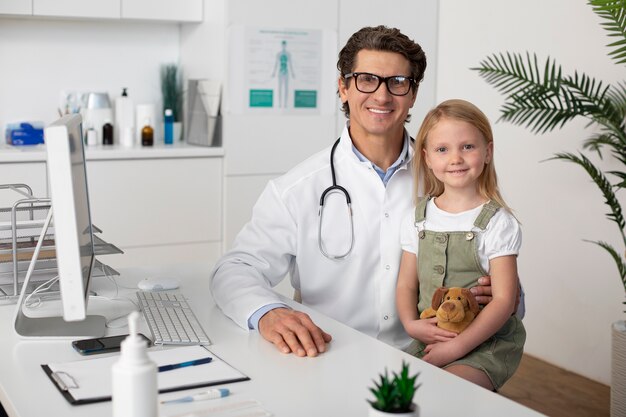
42, 345, 249, 405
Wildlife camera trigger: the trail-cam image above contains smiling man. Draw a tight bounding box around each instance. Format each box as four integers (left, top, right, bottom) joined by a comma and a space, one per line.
210, 26, 493, 357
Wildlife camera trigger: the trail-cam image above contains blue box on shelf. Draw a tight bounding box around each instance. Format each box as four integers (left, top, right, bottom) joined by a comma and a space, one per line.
5, 122, 45, 146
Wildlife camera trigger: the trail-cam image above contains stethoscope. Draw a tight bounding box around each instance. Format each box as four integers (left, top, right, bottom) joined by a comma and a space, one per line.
318, 138, 354, 260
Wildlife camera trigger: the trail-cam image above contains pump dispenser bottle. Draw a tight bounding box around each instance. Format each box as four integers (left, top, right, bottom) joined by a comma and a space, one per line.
112, 312, 157, 417
115, 88, 135, 147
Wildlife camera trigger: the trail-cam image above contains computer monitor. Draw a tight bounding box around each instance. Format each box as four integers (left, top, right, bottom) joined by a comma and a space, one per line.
13, 114, 105, 338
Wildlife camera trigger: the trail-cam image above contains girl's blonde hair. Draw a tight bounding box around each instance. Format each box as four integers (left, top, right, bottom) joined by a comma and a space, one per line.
414, 99, 511, 211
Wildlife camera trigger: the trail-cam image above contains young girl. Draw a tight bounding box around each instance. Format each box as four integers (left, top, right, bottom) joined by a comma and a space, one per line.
396, 99, 525, 391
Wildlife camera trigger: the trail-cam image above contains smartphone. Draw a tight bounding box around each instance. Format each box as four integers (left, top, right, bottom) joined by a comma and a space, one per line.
72, 333, 151, 355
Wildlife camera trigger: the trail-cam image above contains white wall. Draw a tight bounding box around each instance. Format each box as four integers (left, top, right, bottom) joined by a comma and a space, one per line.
0, 17, 180, 135
181, 0, 439, 257
3, 0, 619, 386
438, 0, 625, 385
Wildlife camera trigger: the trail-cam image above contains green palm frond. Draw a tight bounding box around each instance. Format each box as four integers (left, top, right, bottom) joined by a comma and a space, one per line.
605, 81, 626, 119
474, 1, 626, 303
550, 152, 626, 244
562, 72, 625, 130
589, 0, 626, 65
500, 87, 583, 133
471, 52, 561, 97
582, 132, 624, 156
475, 53, 626, 139
474, 53, 614, 132
582, 130, 626, 169
585, 239, 626, 283
614, 147, 626, 166
609, 170, 626, 188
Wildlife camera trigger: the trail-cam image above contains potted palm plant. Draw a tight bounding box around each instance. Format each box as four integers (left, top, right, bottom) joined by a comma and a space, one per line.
472, 1, 625, 415
367, 361, 420, 416
160, 63, 184, 142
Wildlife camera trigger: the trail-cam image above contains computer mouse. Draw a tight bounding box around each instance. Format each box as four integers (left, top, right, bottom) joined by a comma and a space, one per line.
137, 277, 180, 291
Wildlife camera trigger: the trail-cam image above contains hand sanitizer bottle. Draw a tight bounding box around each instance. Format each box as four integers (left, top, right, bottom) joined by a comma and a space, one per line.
164, 108, 174, 145
115, 88, 135, 146
112, 312, 157, 417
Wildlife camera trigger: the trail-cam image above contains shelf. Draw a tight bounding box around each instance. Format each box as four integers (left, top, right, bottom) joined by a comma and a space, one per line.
0, 183, 123, 301
0, 142, 224, 163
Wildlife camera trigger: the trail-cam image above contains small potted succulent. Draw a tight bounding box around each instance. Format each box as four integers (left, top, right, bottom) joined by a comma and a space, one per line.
367, 361, 421, 416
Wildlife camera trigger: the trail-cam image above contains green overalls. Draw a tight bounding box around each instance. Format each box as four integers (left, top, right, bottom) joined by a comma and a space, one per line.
411, 197, 526, 390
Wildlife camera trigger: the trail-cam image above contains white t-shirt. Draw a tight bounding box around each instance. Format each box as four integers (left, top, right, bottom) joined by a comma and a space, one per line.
400, 198, 522, 273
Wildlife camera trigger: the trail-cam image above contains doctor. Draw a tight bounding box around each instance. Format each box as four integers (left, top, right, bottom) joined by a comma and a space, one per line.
211, 26, 494, 357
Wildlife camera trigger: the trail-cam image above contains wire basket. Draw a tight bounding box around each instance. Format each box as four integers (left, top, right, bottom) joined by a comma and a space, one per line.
0, 183, 122, 303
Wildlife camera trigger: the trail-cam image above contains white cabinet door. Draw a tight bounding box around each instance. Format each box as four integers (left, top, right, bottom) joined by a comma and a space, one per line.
105, 242, 221, 270
0, 162, 48, 208
0, 0, 32, 15
33, 0, 120, 19
122, 0, 202, 22
86, 156, 222, 267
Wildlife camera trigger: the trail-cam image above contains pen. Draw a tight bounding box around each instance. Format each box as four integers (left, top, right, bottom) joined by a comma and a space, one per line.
158, 356, 212, 373
161, 388, 230, 404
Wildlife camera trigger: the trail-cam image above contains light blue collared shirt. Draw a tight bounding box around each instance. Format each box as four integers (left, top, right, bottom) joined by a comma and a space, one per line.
351, 136, 409, 186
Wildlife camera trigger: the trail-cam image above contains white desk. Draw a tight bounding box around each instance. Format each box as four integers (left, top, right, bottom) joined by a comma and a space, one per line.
0, 263, 544, 417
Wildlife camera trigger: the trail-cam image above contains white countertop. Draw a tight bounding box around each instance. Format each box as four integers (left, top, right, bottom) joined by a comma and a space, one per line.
0, 142, 224, 162
0, 262, 544, 417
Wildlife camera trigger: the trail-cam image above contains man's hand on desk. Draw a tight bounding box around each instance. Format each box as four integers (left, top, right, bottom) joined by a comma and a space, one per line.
258, 308, 332, 357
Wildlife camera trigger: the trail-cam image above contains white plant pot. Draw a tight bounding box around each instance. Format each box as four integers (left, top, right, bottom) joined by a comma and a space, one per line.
368, 404, 419, 417
612, 320, 626, 417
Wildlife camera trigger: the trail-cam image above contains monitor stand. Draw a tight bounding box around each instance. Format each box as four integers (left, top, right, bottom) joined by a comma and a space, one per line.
15, 314, 105, 338
13, 209, 105, 338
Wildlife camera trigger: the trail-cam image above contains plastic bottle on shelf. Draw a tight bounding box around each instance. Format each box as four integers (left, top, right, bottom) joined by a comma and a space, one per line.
120, 126, 134, 148
164, 108, 174, 145
115, 88, 135, 146
111, 312, 157, 417
141, 118, 154, 147
86, 125, 97, 146
102, 120, 114, 145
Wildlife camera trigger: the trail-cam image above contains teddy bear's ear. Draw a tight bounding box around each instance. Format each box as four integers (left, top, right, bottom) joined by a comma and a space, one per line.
462, 288, 480, 315
431, 286, 448, 310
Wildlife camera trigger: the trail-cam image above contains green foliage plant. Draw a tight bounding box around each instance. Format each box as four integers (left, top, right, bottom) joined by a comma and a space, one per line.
160, 63, 184, 122
368, 361, 420, 413
472, 0, 626, 309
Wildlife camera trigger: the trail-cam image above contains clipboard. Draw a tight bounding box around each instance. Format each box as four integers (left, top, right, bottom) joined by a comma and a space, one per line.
41, 345, 250, 405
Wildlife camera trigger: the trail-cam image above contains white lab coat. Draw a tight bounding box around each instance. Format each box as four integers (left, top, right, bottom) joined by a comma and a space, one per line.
210, 124, 415, 351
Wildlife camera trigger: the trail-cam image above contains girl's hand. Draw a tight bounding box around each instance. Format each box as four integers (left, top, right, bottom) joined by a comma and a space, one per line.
404, 317, 458, 345
422, 339, 463, 367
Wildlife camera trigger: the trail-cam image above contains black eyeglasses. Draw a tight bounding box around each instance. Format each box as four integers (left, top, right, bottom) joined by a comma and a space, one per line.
344, 72, 415, 96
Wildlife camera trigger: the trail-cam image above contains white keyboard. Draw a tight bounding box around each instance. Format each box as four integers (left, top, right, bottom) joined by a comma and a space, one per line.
136, 290, 211, 346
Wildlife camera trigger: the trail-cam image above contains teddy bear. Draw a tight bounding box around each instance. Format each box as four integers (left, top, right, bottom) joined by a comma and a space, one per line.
419, 286, 480, 334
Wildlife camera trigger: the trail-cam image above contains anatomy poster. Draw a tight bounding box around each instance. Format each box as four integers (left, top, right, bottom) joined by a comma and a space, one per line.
242, 27, 322, 114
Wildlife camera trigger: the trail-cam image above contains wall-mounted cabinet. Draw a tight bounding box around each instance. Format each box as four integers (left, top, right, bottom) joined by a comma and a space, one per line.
122, 0, 202, 22
0, 0, 31, 15
1, 0, 202, 21
86, 155, 223, 269
0, 145, 224, 270
34, 0, 119, 19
